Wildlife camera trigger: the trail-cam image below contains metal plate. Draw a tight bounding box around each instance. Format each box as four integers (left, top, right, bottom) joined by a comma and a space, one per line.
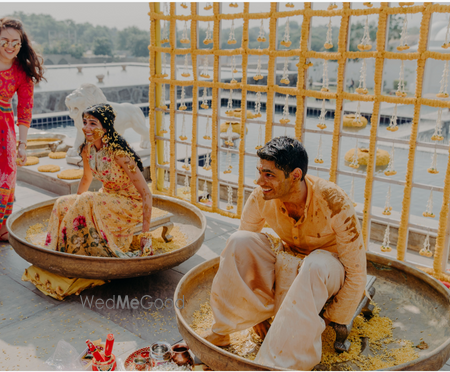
174, 253, 450, 371
18, 132, 67, 156
7, 195, 206, 280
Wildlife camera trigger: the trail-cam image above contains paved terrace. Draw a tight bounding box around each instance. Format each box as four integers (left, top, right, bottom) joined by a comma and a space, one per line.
1, 181, 450, 370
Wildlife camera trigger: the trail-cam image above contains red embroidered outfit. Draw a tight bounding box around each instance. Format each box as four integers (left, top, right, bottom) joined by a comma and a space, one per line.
0, 59, 34, 227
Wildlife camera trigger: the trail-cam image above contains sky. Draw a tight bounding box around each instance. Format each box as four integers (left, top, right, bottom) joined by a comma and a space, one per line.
0, 1, 432, 33
1, 2, 152, 31
1, 2, 323, 32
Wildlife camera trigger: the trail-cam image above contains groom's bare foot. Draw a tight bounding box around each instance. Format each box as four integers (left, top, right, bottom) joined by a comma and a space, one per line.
202, 330, 230, 347
253, 319, 271, 340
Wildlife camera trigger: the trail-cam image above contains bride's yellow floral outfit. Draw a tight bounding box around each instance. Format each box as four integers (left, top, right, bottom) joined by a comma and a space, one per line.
44, 146, 143, 258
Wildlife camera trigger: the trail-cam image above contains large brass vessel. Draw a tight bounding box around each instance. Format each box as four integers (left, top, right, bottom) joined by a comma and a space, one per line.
174, 254, 450, 371
7, 195, 206, 280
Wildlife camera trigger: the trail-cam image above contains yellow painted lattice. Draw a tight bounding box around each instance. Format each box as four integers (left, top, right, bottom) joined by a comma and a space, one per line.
148, 2, 450, 279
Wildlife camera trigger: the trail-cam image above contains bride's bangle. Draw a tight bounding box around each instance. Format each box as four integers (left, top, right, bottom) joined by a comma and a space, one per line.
18, 141, 27, 149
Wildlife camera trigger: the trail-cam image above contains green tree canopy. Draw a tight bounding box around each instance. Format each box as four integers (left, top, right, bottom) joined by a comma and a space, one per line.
349, 20, 378, 52
130, 34, 150, 57
93, 37, 113, 56
118, 26, 149, 51
6, 11, 123, 57
43, 39, 84, 58
8, 11, 414, 58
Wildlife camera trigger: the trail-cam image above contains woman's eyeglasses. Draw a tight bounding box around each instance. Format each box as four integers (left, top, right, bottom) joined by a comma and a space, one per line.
0, 40, 21, 49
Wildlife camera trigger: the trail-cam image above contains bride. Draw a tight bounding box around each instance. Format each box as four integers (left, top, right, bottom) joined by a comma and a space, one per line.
43, 103, 153, 257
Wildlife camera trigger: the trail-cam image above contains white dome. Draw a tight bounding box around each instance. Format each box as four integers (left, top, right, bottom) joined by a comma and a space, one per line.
408, 19, 450, 53
433, 21, 450, 41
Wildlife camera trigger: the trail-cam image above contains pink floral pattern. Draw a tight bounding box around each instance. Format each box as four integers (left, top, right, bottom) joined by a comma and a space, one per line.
73, 215, 87, 231
62, 226, 67, 243
101, 230, 108, 244
44, 232, 52, 246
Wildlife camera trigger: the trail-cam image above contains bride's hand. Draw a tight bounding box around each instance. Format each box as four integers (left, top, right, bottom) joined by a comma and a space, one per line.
140, 236, 153, 256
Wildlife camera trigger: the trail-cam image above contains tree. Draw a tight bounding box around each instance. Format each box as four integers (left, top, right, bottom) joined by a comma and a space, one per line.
219, 25, 243, 49
349, 20, 378, 52
69, 44, 84, 59
275, 21, 301, 50
248, 26, 269, 50
388, 14, 404, 45
81, 25, 116, 51
117, 26, 149, 51
386, 14, 420, 51
310, 25, 339, 52
8, 12, 118, 56
10, 11, 59, 45
93, 37, 113, 56
197, 27, 213, 50
130, 35, 149, 57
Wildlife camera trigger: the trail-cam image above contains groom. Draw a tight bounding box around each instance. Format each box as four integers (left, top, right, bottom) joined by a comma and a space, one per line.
204, 136, 366, 370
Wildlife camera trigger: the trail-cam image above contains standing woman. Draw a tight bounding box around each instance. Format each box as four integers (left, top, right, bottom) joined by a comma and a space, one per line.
0, 18, 44, 241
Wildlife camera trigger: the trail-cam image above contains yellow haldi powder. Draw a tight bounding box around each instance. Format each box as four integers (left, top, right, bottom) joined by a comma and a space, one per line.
25, 223, 46, 242
191, 301, 262, 360
25, 221, 49, 246
190, 300, 419, 370
26, 209, 186, 256
130, 225, 187, 254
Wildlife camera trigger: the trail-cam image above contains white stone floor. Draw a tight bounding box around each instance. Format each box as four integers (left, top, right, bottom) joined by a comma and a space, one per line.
1, 180, 449, 370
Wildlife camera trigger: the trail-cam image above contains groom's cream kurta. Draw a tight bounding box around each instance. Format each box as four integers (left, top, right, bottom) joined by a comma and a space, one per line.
210, 175, 366, 370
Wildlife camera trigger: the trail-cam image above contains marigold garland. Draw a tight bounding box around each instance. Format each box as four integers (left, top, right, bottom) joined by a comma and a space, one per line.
190, 3, 199, 205
296, 4, 311, 141
396, 5, 432, 262
169, 2, 177, 196
432, 146, 450, 275
211, 2, 220, 212
149, 3, 158, 193
236, 2, 250, 216
361, 3, 388, 249
148, 2, 450, 270
263, 3, 278, 144
329, 3, 350, 183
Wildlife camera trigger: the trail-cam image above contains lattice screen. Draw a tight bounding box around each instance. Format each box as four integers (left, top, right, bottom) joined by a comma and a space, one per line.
148, 2, 450, 280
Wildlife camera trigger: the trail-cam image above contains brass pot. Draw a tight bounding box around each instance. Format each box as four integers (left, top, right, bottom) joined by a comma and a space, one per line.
171, 343, 194, 366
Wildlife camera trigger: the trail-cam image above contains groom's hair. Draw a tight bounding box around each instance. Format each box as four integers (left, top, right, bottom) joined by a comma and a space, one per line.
257, 136, 308, 180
